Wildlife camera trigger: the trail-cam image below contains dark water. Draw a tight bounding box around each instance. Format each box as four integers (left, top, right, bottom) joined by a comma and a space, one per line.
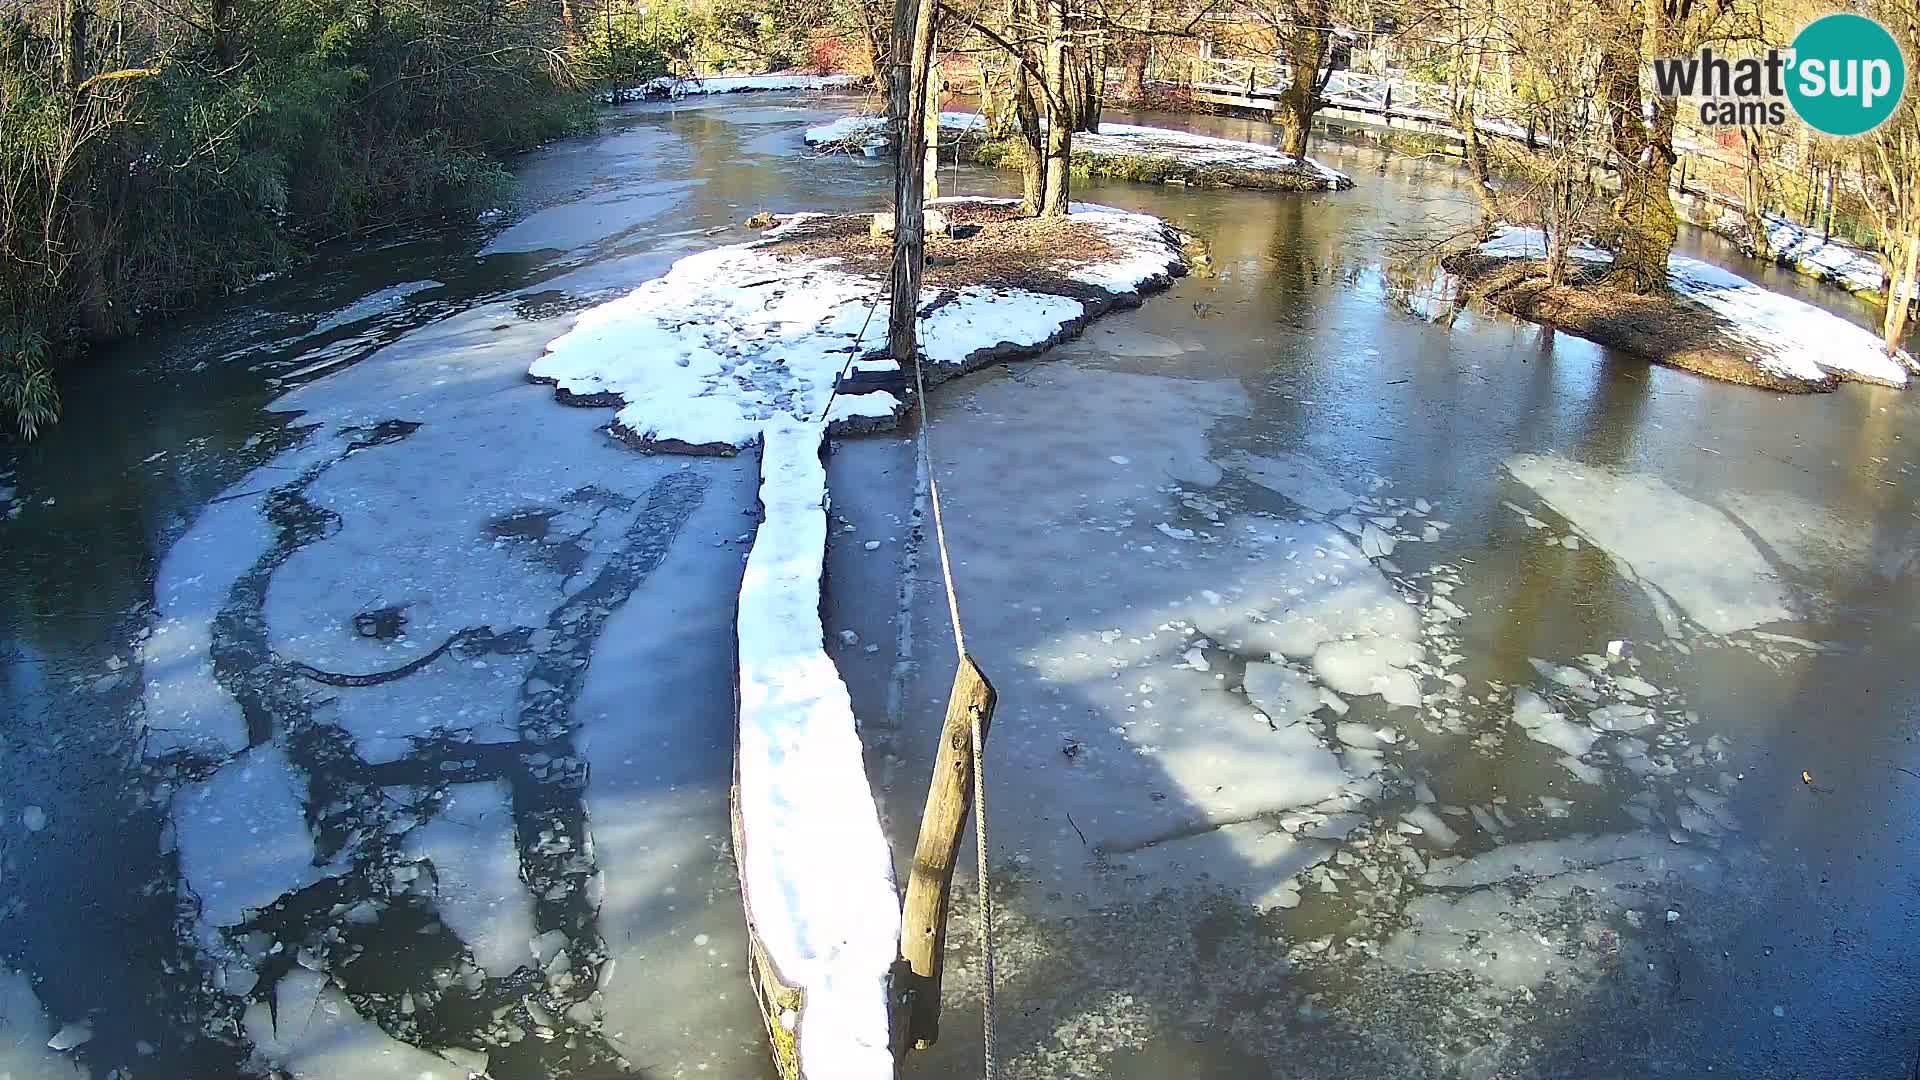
2, 93, 1916, 1079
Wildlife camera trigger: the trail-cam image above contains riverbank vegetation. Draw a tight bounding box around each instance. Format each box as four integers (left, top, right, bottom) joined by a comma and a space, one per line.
0, 0, 613, 438
9, 0, 1918, 437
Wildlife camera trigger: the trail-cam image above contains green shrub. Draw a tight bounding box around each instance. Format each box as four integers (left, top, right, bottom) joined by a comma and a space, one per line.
0, 0, 594, 439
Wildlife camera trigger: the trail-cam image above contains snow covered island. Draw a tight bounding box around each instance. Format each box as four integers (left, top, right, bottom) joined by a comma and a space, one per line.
530, 198, 1192, 1080
1444, 226, 1915, 392
805, 111, 1353, 192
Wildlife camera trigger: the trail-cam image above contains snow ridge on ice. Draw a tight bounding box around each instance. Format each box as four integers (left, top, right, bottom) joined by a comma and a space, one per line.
735, 420, 899, 1080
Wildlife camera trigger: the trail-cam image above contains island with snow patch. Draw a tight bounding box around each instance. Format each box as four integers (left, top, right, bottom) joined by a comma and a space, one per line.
1444, 226, 1915, 392
805, 112, 1353, 192
528, 197, 1193, 1080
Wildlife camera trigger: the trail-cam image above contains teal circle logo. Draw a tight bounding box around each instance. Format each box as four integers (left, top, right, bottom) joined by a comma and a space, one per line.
1787, 14, 1906, 136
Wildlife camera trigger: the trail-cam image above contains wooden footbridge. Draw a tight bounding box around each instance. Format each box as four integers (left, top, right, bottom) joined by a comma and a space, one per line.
1176, 57, 1536, 149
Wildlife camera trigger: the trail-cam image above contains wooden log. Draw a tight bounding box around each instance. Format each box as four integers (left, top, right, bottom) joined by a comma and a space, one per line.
899, 655, 997, 1051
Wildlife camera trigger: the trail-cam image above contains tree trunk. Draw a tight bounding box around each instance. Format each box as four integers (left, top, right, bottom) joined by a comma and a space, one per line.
62, 0, 87, 87
1741, 126, 1771, 259
1115, 0, 1153, 101
1886, 226, 1918, 350
1088, 39, 1106, 129
1600, 0, 1678, 294
1452, 46, 1498, 224
923, 44, 941, 201
977, 56, 999, 134
1040, 0, 1071, 216
887, 0, 937, 363
1274, 0, 1330, 159
209, 0, 234, 64
1012, 56, 1044, 214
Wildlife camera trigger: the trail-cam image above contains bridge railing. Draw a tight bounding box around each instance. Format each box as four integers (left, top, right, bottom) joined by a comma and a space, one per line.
1187, 58, 1465, 119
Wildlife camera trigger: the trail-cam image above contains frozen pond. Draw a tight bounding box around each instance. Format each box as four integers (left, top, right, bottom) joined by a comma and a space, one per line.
1, 92, 1917, 1080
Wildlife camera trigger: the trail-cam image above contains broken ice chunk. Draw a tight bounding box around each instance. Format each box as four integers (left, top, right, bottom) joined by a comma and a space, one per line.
1510, 689, 1598, 757
1312, 637, 1422, 708
1243, 662, 1319, 726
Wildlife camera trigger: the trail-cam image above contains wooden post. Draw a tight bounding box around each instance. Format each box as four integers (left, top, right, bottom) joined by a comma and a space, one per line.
899, 655, 997, 1050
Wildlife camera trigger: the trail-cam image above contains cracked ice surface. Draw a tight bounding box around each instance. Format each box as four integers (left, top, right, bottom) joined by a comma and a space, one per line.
174, 743, 330, 958
1505, 452, 1795, 636
404, 781, 533, 979
897, 333, 1755, 1068
244, 970, 465, 1080
137, 292, 771, 1075
0, 968, 86, 1079
1380, 833, 1723, 989
913, 361, 1449, 908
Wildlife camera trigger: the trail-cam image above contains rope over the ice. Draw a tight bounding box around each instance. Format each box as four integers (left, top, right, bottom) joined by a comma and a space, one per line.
909, 347, 994, 1080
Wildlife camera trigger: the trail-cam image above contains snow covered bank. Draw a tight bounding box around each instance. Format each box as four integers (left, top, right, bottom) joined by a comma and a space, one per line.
803, 111, 986, 154
1455, 226, 1912, 391
530, 213, 904, 452
531, 199, 1191, 1077
804, 111, 1352, 190
601, 73, 862, 103
1678, 196, 1914, 302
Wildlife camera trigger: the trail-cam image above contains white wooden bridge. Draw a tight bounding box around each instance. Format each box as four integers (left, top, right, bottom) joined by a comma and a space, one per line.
1177, 56, 1543, 149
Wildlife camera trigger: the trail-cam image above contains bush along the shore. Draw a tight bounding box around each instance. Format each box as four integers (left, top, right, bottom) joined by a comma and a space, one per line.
0, 1, 616, 440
